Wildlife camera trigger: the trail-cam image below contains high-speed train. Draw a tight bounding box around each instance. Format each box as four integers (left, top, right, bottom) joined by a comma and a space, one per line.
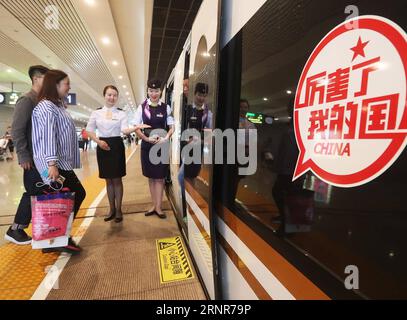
162, 0, 407, 299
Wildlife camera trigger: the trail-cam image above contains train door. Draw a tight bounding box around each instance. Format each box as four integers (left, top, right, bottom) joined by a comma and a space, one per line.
167, 41, 191, 236
180, 0, 222, 300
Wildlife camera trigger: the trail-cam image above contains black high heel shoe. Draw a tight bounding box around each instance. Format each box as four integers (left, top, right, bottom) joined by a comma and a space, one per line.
115, 211, 123, 223
145, 210, 156, 217
104, 209, 116, 222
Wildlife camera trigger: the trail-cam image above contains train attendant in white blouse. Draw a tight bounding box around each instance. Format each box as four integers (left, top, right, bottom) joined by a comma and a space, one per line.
86, 85, 147, 223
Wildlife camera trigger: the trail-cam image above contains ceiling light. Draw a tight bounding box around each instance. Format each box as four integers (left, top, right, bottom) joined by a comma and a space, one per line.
118, 75, 123, 80
101, 37, 110, 45
123, 85, 127, 89
6, 69, 12, 73
263, 97, 268, 101
84, 0, 96, 6
286, 90, 293, 95
126, 92, 130, 96
112, 61, 118, 66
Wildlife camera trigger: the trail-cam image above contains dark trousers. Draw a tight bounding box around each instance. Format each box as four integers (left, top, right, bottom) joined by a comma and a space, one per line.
14, 167, 45, 228
83, 139, 89, 151
59, 170, 86, 218
14, 169, 86, 228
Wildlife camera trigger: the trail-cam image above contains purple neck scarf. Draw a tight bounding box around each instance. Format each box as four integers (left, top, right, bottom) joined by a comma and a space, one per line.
143, 99, 162, 119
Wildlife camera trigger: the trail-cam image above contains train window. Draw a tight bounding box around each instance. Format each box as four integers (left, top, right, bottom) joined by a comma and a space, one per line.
218, 0, 407, 298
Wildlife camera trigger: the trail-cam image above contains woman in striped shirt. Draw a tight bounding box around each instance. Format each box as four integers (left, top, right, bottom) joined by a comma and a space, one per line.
32, 69, 86, 255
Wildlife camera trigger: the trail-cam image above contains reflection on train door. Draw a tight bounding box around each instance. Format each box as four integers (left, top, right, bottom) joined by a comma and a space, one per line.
181, 0, 222, 300
166, 0, 222, 300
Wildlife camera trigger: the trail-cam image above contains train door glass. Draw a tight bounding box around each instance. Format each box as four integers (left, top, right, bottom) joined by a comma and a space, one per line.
217, 0, 407, 299
182, 33, 218, 299
166, 82, 174, 107
169, 50, 191, 234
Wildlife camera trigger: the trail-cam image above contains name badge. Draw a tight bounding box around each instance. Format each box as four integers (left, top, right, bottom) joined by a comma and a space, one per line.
190, 116, 197, 121
156, 113, 164, 118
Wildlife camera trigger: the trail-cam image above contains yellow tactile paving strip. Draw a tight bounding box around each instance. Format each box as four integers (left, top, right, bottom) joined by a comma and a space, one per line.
0, 148, 134, 300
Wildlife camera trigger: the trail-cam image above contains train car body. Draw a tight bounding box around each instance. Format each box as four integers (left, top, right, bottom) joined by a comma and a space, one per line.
165, 0, 407, 300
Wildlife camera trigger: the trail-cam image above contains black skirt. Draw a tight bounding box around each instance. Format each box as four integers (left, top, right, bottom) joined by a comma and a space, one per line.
96, 137, 126, 179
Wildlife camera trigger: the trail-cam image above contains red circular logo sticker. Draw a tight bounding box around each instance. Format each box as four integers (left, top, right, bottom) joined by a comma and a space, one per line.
294, 15, 407, 187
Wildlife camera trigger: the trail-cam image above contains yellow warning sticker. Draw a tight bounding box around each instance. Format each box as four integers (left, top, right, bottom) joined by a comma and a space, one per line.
156, 236, 194, 284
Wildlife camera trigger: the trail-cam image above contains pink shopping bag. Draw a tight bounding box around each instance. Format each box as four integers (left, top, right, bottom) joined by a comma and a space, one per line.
31, 190, 75, 247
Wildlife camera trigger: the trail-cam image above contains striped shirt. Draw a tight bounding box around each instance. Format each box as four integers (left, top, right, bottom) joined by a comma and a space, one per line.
32, 100, 81, 183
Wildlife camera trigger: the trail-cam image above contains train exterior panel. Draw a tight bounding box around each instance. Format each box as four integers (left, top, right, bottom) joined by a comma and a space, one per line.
166, 0, 407, 300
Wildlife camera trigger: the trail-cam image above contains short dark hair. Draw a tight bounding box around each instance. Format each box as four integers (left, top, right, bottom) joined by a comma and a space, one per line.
103, 85, 119, 96
195, 83, 209, 95
240, 99, 250, 108
38, 70, 69, 105
28, 65, 49, 83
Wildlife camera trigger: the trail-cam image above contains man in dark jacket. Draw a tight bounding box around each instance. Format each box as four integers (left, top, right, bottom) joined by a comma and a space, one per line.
4, 65, 49, 245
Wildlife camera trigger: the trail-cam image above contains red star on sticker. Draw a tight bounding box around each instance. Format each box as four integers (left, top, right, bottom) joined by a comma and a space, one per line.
350, 37, 370, 62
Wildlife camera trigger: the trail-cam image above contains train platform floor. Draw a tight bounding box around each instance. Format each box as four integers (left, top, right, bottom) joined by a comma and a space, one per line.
0, 143, 206, 300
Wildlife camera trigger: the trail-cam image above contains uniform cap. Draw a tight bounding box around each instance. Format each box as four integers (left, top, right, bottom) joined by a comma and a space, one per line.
195, 82, 209, 95
147, 79, 162, 89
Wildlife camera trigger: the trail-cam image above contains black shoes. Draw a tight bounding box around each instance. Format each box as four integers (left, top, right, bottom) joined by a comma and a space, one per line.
145, 210, 156, 217
104, 210, 116, 222
105, 210, 123, 223
4, 227, 32, 245
114, 212, 123, 223
156, 211, 167, 219
145, 210, 166, 219
41, 238, 82, 255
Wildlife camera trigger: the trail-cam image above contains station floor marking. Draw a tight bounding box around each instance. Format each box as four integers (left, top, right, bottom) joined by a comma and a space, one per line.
156, 236, 194, 284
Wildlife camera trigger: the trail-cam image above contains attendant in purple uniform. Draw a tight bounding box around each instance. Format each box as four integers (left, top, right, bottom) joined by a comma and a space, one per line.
134, 79, 174, 219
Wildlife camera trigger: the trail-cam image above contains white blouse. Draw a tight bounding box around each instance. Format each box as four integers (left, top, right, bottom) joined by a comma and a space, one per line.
132, 100, 175, 126
87, 106, 129, 137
